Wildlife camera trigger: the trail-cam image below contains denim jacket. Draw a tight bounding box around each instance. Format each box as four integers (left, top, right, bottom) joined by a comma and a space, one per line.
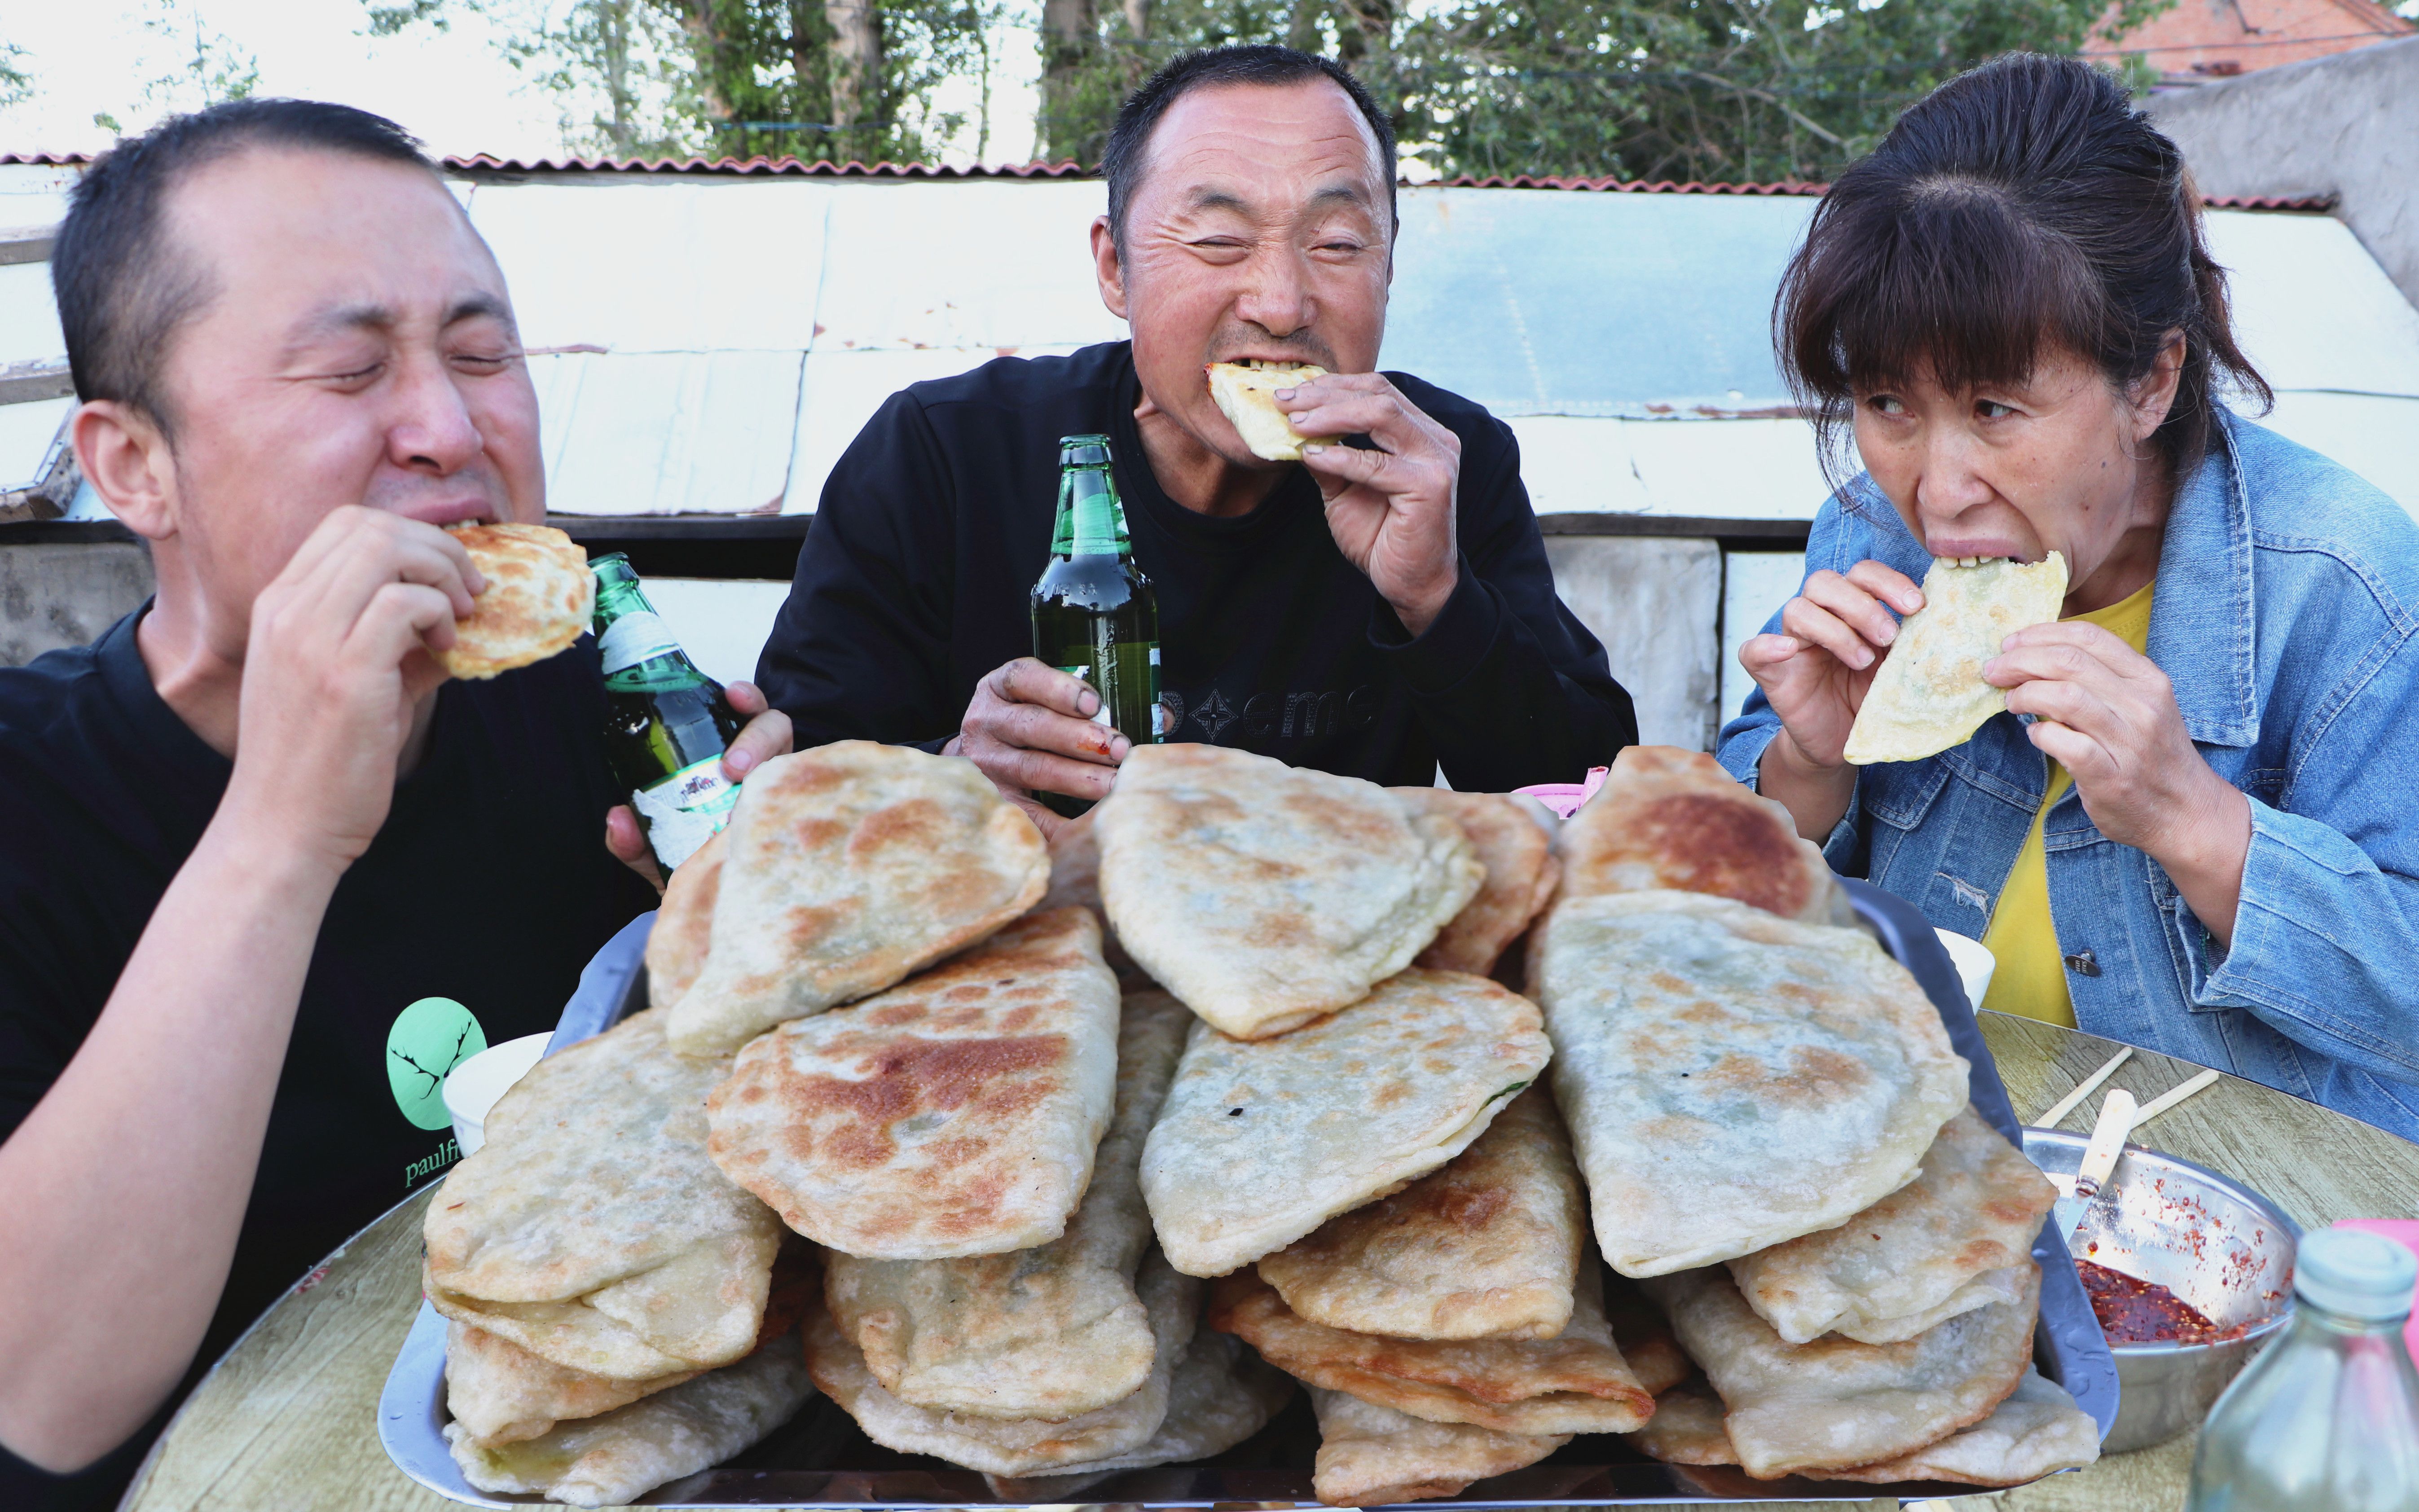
1718, 411, 2419, 1142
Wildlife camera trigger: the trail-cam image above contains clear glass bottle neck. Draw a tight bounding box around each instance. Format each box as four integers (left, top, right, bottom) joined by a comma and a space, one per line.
2294, 1299, 2414, 1338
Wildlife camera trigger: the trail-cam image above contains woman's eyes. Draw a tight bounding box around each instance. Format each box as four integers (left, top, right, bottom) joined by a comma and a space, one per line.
1976, 399, 2017, 420
1865, 395, 1906, 416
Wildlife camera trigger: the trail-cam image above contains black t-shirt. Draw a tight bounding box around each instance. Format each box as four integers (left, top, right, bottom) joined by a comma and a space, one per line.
757, 341, 1636, 787
0, 608, 656, 1509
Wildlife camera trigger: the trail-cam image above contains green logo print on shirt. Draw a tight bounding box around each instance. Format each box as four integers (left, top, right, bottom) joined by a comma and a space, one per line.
386, 996, 488, 1131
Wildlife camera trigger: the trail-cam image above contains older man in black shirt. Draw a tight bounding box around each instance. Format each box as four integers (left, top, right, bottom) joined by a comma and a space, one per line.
0, 102, 787, 1508
758, 47, 1633, 824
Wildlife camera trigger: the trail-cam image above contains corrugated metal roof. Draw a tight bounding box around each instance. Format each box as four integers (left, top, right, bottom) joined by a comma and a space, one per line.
0, 150, 2341, 209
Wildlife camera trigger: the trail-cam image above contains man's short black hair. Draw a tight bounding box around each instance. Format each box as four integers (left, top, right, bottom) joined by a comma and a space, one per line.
53, 98, 437, 436
1101, 45, 1398, 252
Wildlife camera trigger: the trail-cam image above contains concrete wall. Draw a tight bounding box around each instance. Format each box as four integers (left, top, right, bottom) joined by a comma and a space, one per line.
0, 541, 151, 666
0, 536, 1750, 759
2146, 37, 2419, 308
1543, 536, 1724, 752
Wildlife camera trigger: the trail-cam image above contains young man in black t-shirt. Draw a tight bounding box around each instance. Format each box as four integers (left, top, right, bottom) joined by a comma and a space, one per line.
757, 47, 1636, 824
0, 103, 788, 1508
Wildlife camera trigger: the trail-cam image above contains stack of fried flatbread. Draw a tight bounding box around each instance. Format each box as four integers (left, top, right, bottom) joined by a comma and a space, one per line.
424, 738, 2099, 1503
1523, 751, 2094, 1486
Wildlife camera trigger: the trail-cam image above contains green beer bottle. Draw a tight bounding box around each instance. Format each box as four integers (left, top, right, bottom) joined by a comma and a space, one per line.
591, 553, 745, 873
1030, 434, 1161, 819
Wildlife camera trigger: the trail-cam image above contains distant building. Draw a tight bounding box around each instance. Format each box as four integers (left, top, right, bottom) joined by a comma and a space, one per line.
2086, 0, 2413, 88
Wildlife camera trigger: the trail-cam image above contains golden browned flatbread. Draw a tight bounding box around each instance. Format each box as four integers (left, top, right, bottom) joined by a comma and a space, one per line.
1825, 1367, 2101, 1486
445, 1341, 816, 1508
667, 742, 1049, 1056
1309, 1387, 1567, 1506
1845, 553, 2070, 765
644, 826, 726, 1013
821, 990, 1190, 1419
1140, 968, 1550, 1278
1206, 359, 1335, 462
1393, 789, 1561, 976
1626, 1367, 2100, 1489
1556, 745, 1852, 926
437, 522, 592, 680
1602, 1268, 1692, 1397
444, 1321, 698, 1448
805, 1251, 1200, 1475
1641, 1263, 2038, 1481
1097, 743, 1483, 1040
1211, 1260, 1654, 1435
1728, 1106, 2056, 1345
706, 906, 1119, 1260
1257, 1087, 1582, 1341
1621, 1376, 1735, 1466
980, 1329, 1298, 1499
1531, 890, 1968, 1277
423, 1009, 783, 1380
1038, 807, 1144, 984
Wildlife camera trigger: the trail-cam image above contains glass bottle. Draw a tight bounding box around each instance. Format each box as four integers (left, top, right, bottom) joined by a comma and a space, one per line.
2187, 1226, 2419, 1511
1029, 433, 1161, 818
591, 553, 744, 874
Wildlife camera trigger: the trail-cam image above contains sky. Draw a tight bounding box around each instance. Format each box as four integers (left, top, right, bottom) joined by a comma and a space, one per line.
0, 0, 1043, 164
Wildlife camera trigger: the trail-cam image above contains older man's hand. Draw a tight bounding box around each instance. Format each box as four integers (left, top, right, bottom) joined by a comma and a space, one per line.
1276, 372, 1462, 636
948, 658, 1132, 838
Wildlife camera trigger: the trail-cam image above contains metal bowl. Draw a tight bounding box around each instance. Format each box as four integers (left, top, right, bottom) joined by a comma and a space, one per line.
2022, 1127, 2299, 1452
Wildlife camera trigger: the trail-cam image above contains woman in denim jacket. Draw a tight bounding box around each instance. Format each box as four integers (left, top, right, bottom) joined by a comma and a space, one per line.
1719, 55, 2419, 1141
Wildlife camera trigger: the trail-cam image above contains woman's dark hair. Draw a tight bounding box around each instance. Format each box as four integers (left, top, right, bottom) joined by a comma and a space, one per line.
1776, 53, 2270, 489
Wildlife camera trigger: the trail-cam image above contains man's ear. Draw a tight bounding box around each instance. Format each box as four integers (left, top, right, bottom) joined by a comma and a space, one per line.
1091, 215, 1128, 321
71, 400, 179, 541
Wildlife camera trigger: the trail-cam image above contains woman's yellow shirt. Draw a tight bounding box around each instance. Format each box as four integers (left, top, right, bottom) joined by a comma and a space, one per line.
1974, 581, 2156, 1027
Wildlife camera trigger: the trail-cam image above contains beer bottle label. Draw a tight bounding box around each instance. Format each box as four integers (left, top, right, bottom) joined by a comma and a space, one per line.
1056, 662, 1113, 727
633, 755, 739, 870
599, 611, 684, 675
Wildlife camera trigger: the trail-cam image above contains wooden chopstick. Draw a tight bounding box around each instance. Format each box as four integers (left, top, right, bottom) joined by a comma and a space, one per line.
2132, 1068, 2224, 1128
2035, 1046, 2133, 1129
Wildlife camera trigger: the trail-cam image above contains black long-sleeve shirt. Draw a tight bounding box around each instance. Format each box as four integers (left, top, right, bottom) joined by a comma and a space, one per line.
757, 342, 1635, 789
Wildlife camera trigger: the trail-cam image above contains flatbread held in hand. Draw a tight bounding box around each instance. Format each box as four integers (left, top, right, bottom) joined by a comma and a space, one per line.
1257, 1086, 1583, 1341
1141, 967, 1550, 1277
821, 989, 1190, 1418
1532, 890, 1968, 1276
1845, 552, 2069, 765
707, 905, 1119, 1260
1556, 744, 1851, 926
1206, 359, 1335, 462
667, 741, 1048, 1056
423, 1009, 783, 1380
1310, 1387, 1568, 1507
1641, 1262, 2038, 1480
1097, 743, 1483, 1039
446, 1341, 816, 1508
1393, 788, 1562, 976
1727, 1105, 2056, 1345
437, 522, 593, 680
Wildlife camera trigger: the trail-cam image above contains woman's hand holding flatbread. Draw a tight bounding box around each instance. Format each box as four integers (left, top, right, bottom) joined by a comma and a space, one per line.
1985, 617, 2252, 944
1738, 559, 1926, 768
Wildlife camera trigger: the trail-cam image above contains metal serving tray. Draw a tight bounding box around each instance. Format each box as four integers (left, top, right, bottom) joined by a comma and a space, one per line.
380, 878, 2119, 1506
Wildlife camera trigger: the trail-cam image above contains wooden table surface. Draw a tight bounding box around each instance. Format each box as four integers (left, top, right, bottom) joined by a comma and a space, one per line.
120, 1011, 2419, 1512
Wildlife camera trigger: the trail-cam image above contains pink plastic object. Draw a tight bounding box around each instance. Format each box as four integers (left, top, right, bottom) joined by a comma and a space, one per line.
1515, 765, 1610, 821
2335, 1219, 2419, 1363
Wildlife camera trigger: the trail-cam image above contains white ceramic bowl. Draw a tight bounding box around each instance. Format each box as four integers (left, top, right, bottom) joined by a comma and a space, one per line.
441, 1033, 550, 1157
1934, 927, 1998, 1011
